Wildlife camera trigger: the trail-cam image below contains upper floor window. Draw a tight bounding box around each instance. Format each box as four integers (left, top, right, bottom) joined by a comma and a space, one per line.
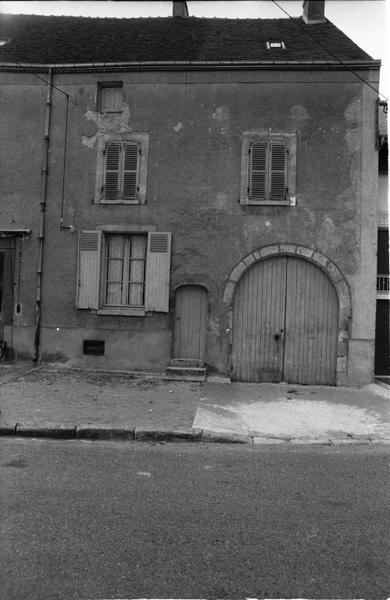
94, 132, 149, 205
98, 82, 123, 113
240, 132, 297, 205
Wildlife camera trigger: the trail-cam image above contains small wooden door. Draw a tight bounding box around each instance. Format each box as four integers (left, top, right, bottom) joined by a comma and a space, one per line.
232, 256, 338, 384
0, 242, 15, 344
173, 285, 207, 360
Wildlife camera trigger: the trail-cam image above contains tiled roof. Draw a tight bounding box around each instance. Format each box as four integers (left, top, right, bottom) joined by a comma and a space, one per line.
0, 13, 376, 66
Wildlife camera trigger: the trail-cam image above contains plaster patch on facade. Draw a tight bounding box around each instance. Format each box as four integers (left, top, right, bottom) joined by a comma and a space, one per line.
82, 103, 132, 148
212, 106, 229, 121
173, 122, 184, 132
213, 192, 228, 210
317, 216, 341, 249
290, 104, 309, 125
344, 98, 361, 125
207, 315, 220, 336
345, 127, 362, 155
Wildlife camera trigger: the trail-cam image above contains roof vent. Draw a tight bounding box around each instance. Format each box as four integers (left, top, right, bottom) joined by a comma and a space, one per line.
0, 39, 10, 46
266, 41, 286, 49
173, 1, 189, 17
303, 0, 325, 24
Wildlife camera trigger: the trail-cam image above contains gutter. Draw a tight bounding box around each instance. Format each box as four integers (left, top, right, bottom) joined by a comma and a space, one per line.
33, 68, 52, 362
0, 58, 381, 72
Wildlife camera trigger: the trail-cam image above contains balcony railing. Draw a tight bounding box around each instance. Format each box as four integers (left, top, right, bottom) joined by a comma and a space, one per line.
377, 274, 390, 293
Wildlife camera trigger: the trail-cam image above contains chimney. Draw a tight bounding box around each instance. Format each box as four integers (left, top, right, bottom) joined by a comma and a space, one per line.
303, 0, 325, 24
173, 1, 189, 17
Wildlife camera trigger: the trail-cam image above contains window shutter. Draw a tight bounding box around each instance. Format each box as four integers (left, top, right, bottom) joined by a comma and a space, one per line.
144, 232, 171, 312
77, 231, 102, 309
250, 142, 267, 200
269, 142, 287, 201
104, 142, 121, 200
122, 143, 139, 200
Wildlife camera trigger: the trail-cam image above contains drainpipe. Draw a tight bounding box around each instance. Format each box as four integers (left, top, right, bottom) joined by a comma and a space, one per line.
34, 68, 52, 362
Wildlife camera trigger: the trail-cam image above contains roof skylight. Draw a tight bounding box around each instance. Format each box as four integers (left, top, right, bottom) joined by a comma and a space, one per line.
266, 41, 285, 49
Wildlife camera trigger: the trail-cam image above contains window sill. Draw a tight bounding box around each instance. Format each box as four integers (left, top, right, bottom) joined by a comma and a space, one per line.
242, 200, 291, 206
97, 308, 146, 317
94, 199, 142, 205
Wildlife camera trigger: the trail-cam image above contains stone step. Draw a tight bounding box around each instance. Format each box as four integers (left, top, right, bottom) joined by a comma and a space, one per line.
170, 358, 205, 368
165, 366, 207, 381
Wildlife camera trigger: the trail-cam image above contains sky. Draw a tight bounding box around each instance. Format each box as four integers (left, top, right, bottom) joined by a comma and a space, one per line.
0, 1, 388, 98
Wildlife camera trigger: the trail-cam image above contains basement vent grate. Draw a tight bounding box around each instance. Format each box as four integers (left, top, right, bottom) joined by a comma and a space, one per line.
83, 340, 105, 355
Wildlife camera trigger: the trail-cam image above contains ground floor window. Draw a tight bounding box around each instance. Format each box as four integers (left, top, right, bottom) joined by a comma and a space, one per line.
103, 234, 147, 307
77, 229, 171, 314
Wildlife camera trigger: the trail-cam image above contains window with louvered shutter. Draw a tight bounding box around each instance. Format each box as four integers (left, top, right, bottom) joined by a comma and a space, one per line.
95, 133, 149, 205
104, 142, 121, 201
246, 138, 291, 204
270, 142, 287, 201
103, 142, 139, 201
122, 143, 139, 199
250, 142, 267, 201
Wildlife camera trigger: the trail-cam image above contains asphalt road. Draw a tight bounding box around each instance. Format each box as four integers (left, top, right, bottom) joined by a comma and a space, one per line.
1, 439, 389, 600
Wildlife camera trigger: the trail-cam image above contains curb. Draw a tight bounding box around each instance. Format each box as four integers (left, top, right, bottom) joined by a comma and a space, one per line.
1, 423, 389, 444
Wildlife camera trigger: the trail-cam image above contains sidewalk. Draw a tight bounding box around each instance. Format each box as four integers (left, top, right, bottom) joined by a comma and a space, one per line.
0, 362, 389, 444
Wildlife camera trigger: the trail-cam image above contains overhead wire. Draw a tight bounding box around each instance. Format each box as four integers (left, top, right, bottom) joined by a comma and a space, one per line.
271, 0, 388, 102
0, 46, 69, 98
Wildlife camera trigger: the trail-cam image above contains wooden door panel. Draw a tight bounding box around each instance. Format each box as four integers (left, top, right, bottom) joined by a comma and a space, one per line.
232, 257, 286, 382
173, 285, 207, 360
283, 258, 338, 385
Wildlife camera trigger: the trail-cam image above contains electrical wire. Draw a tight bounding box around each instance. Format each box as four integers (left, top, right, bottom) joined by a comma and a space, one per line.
271, 0, 388, 102
0, 47, 69, 98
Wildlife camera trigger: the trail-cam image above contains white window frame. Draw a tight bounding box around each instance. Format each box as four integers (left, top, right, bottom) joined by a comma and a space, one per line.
101, 232, 147, 312
94, 132, 149, 205
240, 131, 297, 206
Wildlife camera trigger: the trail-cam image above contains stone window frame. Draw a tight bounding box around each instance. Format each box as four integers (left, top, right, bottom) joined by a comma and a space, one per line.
240, 131, 297, 206
223, 244, 352, 386
97, 81, 123, 113
94, 132, 149, 205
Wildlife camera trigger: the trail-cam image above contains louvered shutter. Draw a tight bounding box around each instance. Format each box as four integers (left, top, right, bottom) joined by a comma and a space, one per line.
145, 232, 171, 312
249, 142, 267, 200
123, 143, 139, 200
104, 142, 121, 201
270, 142, 287, 201
77, 231, 102, 309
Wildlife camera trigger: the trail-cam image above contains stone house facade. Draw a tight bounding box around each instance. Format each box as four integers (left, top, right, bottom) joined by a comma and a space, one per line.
0, 1, 382, 385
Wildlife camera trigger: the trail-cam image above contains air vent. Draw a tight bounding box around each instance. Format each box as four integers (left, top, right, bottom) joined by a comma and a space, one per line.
266, 41, 285, 49
83, 340, 105, 355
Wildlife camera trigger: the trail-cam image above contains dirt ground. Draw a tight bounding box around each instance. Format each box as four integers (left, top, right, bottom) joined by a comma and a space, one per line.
0, 363, 202, 428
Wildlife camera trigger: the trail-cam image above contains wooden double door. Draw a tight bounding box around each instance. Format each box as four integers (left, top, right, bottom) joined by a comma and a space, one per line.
232, 256, 339, 385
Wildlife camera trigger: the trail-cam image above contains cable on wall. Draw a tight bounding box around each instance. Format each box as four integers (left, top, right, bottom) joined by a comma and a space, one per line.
271, 0, 388, 103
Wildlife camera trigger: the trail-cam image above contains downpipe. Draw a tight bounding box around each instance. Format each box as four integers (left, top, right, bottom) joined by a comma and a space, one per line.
33, 68, 52, 362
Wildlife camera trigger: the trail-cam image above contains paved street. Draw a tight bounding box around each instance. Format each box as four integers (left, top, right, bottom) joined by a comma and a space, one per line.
1, 438, 389, 600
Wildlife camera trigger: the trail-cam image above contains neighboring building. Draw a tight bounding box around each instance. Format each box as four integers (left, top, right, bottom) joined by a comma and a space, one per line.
375, 101, 389, 378
0, 1, 382, 385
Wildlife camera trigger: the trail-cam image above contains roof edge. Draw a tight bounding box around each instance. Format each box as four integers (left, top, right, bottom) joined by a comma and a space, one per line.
0, 59, 381, 72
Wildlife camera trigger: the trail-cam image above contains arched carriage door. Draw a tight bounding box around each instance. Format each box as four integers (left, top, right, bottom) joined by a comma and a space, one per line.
173, 285, 208, 364
232, 256, 339, 385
